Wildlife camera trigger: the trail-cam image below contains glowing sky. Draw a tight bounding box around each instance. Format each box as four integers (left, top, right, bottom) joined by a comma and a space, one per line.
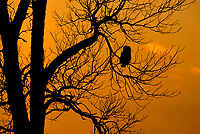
43, 1, 200, 134
7, 0, 199, 133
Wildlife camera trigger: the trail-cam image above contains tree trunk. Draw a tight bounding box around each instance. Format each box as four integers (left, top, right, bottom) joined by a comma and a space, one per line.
2, 26, 30, 134
30, 0, 47, 133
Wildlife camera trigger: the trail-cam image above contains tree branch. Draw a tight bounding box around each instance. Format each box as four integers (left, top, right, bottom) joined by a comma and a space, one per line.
44, 33, 99, 82
0, 102, 8, 106
0, 125, 13, 133
57, 98, 103, 133
0, 0, 10, 34
12, 0, 31, 34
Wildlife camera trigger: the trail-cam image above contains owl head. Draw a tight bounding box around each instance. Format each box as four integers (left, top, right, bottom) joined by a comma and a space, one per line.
123, 46, 131, 52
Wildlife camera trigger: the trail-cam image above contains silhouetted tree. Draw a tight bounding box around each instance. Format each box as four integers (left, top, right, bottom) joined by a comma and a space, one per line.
0, 0, 196, 134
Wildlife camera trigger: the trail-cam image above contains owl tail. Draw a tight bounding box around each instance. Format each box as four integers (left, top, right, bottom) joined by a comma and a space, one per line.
121, 64, 126, 67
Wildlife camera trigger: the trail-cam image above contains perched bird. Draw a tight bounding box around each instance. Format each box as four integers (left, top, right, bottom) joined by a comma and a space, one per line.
120, 46, 131, 67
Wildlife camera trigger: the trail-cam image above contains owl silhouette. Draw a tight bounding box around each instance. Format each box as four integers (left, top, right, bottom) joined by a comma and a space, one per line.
120, 46, 131, 67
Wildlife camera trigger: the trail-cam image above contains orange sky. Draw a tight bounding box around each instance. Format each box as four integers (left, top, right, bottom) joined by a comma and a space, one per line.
9, 0, 200, 133
43, 1, 200, 134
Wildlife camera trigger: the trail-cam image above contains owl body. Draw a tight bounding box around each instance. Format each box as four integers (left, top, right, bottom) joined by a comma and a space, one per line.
120, 46, 131, 67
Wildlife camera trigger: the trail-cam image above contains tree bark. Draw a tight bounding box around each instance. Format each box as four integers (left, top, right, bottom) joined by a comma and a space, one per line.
30, 0, 47, 133
2, 22, 30, 134
44, 33, 99, 81
0, 1, 31, 133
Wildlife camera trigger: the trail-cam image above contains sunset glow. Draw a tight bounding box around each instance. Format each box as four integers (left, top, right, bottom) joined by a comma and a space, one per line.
44, 1, 199, 134
145, 42, 167, 52
0, 0, 199, 134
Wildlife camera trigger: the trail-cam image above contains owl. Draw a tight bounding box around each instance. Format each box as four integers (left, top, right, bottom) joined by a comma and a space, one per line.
120, 46, 131, 67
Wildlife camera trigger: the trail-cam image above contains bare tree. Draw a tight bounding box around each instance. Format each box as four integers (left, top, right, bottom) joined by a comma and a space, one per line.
0, 0, 196, 134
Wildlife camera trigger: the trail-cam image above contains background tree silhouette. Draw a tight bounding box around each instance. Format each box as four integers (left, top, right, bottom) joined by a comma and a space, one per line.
0, 0, 196, 133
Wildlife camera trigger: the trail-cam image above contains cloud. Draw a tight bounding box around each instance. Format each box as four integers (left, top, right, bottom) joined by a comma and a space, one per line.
145, 42, 167, 52
170, 74, 183, 80
190, 66, 200, 75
